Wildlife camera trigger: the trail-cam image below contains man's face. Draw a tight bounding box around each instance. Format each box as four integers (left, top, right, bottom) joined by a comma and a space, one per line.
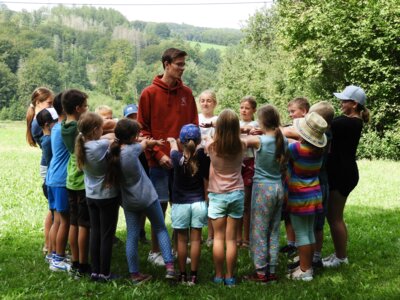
165, 56, 186, 80
288, 104, 306, 119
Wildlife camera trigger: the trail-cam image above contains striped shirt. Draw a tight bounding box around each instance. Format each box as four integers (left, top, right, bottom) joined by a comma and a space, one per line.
287, 142, 323, 215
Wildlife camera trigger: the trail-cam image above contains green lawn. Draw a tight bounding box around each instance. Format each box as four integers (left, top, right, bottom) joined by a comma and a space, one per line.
0, 122, 399, 299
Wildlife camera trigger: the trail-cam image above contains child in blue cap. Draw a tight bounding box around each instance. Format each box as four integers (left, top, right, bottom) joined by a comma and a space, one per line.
167, 124, 210, 285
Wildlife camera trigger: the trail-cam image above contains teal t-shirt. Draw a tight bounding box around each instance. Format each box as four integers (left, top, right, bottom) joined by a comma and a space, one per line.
253, 134, 288, 182
61, 120, 85, 190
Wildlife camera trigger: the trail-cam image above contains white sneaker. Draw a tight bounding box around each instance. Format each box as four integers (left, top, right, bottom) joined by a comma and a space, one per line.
287, 267, 313, 281
147, 251, 165, 267
322, 253, 349, 268
50, 259, 71, 272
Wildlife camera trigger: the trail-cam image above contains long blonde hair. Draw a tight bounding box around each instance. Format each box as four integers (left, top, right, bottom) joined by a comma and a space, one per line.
210, 109, 242, 157
26, 87, 54, 146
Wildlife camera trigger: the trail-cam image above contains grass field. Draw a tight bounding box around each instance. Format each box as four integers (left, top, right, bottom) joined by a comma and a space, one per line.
0, 122, 399, 299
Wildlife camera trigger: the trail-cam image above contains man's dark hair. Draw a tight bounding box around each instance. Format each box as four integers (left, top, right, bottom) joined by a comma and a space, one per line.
161, 48, 187, 69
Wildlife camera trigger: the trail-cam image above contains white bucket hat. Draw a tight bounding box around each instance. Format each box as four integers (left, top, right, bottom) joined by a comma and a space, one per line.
294, 112, 328, 148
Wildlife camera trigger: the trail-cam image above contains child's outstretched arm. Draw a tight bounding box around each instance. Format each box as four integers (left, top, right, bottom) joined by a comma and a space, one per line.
281, 126, 300, 140
140, 138, 164, 151
166, 137, 179, 152
242, 135, 260, 149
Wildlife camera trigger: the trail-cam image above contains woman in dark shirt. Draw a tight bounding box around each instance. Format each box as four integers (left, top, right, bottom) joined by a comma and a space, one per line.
323, 85, 370, 268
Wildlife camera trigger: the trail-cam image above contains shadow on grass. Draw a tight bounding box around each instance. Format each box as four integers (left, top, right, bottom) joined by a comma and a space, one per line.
0, 205, 399, 299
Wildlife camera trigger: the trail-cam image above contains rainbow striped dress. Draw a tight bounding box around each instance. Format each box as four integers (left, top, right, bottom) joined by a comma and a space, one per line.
287, 142, 323, 215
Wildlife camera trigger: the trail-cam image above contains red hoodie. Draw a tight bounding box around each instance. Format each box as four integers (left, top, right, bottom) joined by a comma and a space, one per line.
138, 75, 198, 167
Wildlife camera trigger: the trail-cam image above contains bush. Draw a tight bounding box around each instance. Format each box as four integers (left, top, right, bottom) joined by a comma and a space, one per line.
358, 127, 400, 161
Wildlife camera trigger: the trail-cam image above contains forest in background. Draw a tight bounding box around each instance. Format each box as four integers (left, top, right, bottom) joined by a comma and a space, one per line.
0, 1, 399, 160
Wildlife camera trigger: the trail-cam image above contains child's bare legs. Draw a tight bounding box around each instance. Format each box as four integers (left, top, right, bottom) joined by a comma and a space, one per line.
56, 212, 70, 255
190, 228, 202, 272
177, 229, 189, 273
298, 244, 314, 271
327, 190, 348, 259
69, 225, 79, 261
207, 218, 214, 242
44, 211, 52, 252
242, 185, 251, 245
50, 212, 60, 253
225, 217, 239, 278
151, 202, 168, 253
314, 229, 323, 255
78, 226, 90, 264
211, 217, 226, 278
285, 220, 296, 246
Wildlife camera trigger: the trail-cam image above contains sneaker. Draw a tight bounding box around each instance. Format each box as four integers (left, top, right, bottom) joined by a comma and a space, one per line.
98, 273, 121, 283
213, 277, 224, 284
68, 266, 79, 278
147, 251, 165, 267
90, 273, 99, 282
287, 261, 300, 273
224, 277, 236, 287
165, 268, 176, 280
45, 253, 53, 264
50, 259, 71, 272
178, 273, 187, 284
322, 253, 348, 268
265, 273, 278, 283
287, 246, 298, 258
312, 259, 323, 269
130, 273, 152, 285
287, 268, 313, 281
187, 275, 198, 286
243, 272, 267, 283
206, 238, 213, 248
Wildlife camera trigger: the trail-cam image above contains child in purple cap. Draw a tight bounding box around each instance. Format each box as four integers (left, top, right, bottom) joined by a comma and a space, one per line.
167, 124, 210, 285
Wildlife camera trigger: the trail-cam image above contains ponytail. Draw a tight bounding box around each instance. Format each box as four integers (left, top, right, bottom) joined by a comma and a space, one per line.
104, 140, 121, 188
26, 105, 36, 146
75, 133, 86, 171
183, 140, 199, 177
274, 127, 287, 171
361, 107, 370, 123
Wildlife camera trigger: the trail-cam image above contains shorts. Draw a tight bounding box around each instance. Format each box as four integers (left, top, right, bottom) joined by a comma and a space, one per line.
68, 189, 90, 228
241, 158, 255, 187
208, 190, 244, 219
47, 186, 69, 213
149, 167, 171, 203
171, 201, 208, 229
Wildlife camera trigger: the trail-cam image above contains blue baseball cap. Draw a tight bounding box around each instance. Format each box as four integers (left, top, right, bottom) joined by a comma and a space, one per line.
333, 85, 366, 106
123, 104, 138, 117
179, 124, 201, 144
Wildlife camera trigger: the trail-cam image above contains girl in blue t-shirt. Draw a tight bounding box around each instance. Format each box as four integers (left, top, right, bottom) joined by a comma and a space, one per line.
105, 118, 175, 284
167, 124, 210, 285
243, 104, 288, 283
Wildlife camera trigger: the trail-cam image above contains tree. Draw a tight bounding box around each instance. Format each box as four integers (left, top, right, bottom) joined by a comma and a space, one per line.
0, 62, 18, 108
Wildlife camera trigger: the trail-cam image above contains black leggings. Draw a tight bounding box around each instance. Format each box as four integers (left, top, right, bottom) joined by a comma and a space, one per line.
87, 197, 120, 275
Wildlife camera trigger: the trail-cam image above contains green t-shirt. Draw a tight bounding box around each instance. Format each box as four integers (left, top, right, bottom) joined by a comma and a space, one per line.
61, 120, 85, 190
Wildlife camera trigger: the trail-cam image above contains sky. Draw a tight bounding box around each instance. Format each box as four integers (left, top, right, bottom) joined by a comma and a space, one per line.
1, 0, 273, 29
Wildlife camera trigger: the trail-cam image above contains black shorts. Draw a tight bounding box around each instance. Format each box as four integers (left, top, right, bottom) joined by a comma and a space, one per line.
68, 189, 90, 228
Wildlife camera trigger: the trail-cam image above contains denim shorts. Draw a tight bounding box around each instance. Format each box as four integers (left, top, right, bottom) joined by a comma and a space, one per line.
149, 167, 170, 203
208, 190, 244, 219
171, 201, 208, 229
47, 186, 69, 213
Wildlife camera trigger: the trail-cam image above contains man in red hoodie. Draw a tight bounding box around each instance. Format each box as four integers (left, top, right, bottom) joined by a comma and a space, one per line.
138, 48, 198, 266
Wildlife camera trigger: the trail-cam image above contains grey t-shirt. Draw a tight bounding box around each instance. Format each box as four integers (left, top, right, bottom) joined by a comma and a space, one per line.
84, 139, 118, 199
120, 143, 158, 211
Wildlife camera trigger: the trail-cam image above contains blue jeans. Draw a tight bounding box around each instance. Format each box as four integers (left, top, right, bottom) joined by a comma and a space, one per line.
124, 201, 173, 273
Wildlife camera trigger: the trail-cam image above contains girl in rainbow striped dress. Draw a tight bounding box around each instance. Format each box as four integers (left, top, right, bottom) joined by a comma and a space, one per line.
286, 112, 328, 281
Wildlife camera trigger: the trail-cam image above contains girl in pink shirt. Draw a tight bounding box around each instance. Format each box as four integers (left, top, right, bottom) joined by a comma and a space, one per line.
205, 109, 246, 286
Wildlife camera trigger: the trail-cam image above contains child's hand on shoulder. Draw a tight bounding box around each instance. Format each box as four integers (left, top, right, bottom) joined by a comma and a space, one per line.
167, 137, 176, 144
147, 138, 164, 148
249, 127, 263, 135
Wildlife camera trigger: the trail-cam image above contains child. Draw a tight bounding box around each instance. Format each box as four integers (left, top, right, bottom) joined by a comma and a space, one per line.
237, 96, 258, 248
167, 124, 210, 285
105, 118, 175, 282
74, 112, 120, 282
323, 85, 370, 267
47, 94, 71, 272
243, 104, 288, 283
123, 103, 149, 244
25, 87, 54, 255
198, 90, 218, 247
61, 89, 90, 277
36, 107, 58, 260
286, 112, 327, 281
308, 102, 335, 268
95, 105, 113, 120
206, 109, 246, 286
280, 97, 310, 257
